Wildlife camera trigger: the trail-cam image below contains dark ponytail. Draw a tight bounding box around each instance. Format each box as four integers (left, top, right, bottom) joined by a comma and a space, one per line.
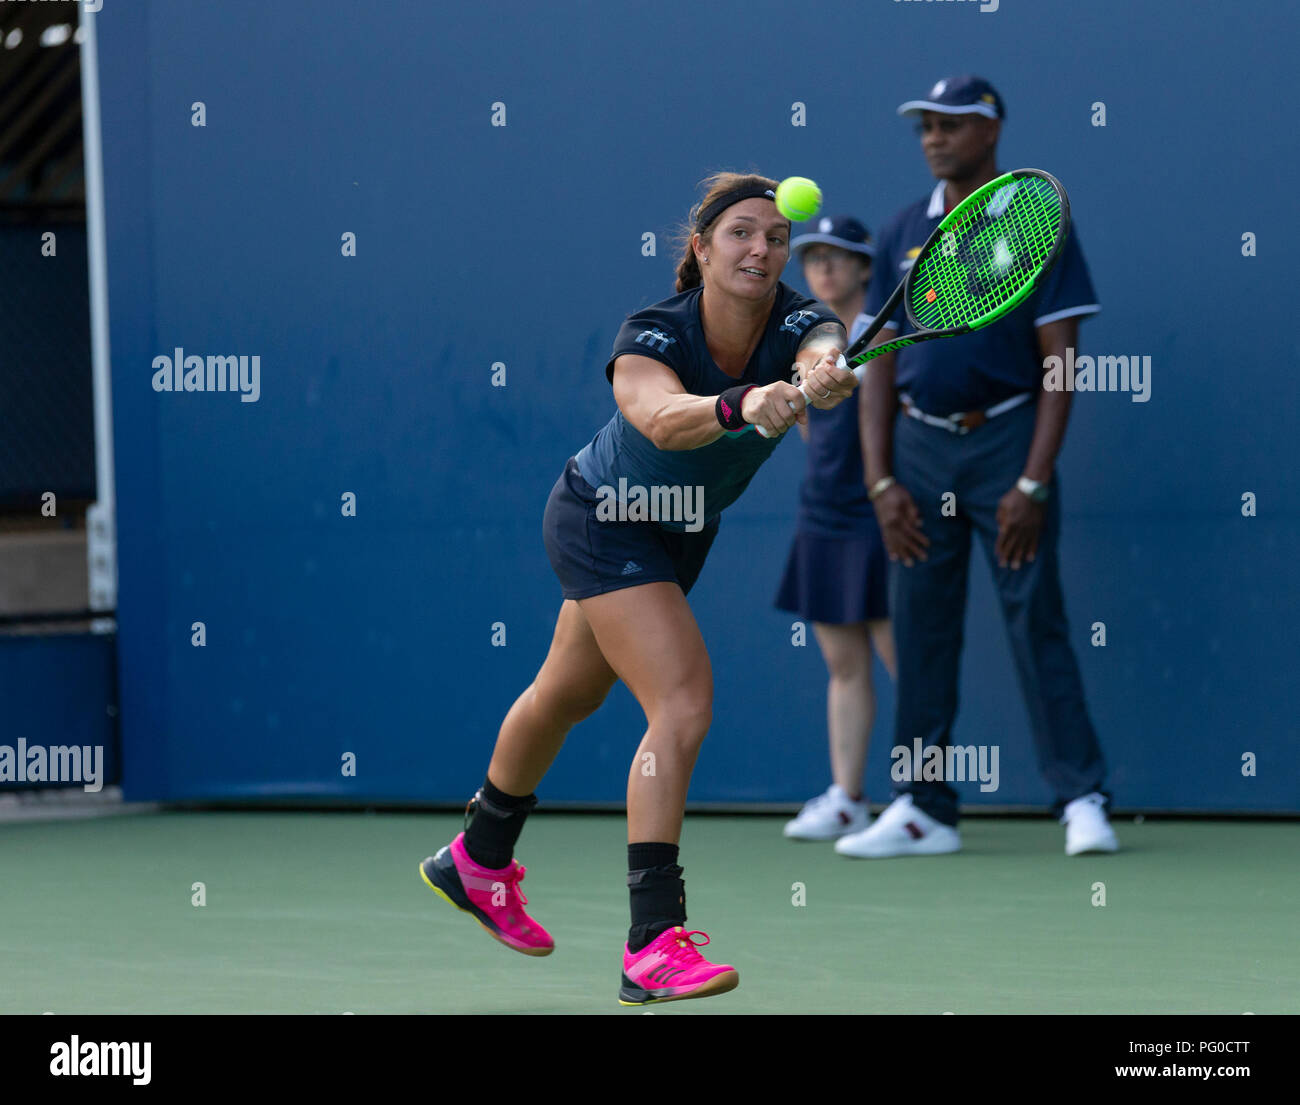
674, 250, 703, 293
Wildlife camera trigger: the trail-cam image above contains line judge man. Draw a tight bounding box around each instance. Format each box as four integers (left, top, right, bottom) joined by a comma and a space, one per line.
836, 75, 1119, 859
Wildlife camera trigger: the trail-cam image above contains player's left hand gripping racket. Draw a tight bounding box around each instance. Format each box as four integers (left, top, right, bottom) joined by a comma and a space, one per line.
755, 168, 1071, 438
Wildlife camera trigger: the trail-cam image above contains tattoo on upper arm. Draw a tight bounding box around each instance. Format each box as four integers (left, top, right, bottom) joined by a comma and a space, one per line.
797, 320, 847, 354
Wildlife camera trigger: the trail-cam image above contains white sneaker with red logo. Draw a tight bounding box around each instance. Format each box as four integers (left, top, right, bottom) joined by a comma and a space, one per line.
783, 784, 871, 840
834, 794, 961, 858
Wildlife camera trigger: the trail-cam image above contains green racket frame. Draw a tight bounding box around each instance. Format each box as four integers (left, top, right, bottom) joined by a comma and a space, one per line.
755, 168, 1070, 437
842, 167, 1071, 372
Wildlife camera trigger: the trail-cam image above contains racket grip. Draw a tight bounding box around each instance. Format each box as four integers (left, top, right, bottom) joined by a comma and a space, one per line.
754, 382, 811, 439
839, 353, 870, 382
791, 353, 860, 401
753, 354, 866, 437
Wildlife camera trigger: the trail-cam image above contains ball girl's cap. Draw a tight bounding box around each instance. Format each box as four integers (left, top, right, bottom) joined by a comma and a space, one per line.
792, 215, 875, 258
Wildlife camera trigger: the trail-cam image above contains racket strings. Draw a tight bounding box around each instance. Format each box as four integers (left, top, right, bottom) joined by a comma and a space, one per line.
909, 176, 1064, 331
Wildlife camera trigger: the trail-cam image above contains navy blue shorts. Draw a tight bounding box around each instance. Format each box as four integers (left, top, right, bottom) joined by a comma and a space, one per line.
774, 528, 890, 624
543, 458, 720, 600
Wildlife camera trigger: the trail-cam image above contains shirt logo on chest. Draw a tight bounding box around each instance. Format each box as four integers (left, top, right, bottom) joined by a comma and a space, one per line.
780, 309, 818, 336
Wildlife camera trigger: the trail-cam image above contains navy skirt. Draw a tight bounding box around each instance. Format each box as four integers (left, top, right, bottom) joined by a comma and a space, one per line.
543, 458, 719, 600
774, 528, 890, 625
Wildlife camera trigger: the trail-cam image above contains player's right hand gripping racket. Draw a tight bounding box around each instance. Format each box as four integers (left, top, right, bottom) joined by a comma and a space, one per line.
756, 168, 1071, 437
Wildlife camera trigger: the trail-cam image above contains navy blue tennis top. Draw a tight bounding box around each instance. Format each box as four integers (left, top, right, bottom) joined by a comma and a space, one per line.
865, 180, 1100, 414
575, 283, 838, 531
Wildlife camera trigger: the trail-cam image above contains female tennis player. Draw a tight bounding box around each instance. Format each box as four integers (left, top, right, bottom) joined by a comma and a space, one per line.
776, 216, 898, 842
420, 171, 857, 1006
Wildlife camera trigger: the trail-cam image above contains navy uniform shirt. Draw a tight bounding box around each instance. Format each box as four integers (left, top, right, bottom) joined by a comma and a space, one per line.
865, 180, 1100, 414
797, 312, 878, 537
576, 282, 838, 531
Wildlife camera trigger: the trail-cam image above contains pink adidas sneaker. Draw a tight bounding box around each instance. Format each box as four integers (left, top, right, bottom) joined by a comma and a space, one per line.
420, 832, 554, 956
618, 927, 739, 1006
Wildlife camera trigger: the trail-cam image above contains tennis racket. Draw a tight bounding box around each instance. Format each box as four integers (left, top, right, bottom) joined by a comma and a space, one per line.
755, 167, 1071, 438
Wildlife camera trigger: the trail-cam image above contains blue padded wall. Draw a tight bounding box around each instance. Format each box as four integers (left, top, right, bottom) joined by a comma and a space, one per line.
97, 0, 1297, 810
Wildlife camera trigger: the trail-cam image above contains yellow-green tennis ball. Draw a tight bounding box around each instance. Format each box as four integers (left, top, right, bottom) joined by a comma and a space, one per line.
775, 177, 822, 221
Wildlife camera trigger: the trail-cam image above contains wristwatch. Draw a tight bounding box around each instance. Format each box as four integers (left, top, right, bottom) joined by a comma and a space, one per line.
1016, 476, 1050, 504
868, 476, 896, 501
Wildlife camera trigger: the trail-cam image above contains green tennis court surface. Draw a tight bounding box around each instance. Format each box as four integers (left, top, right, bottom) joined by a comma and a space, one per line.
1, 812, 1294, 1014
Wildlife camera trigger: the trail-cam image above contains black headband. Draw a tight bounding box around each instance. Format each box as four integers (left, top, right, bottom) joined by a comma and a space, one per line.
695, 184, 778, 234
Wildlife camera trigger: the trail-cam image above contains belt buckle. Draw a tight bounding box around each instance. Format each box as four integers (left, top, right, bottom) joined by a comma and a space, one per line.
954, 410, 987, 434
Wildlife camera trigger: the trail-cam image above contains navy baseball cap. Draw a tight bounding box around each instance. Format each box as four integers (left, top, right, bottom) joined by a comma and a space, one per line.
791, 215, 875, 258
897, 75, 1005, 120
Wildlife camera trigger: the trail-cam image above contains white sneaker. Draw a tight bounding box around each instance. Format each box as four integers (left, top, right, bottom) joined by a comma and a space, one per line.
783, 785, 870, 840
1062, 792, 1119, 855
834, 794, 961, 858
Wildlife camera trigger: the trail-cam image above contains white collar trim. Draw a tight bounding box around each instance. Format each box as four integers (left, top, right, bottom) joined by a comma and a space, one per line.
926, 181, 946, 219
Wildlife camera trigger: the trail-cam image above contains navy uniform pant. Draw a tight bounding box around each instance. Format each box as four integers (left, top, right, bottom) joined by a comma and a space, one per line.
889, 402, 1108, 825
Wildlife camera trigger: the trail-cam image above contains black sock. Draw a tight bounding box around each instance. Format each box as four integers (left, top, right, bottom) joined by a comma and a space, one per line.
627, 843, 685, 952
462, 777, 537, 870
628, 842, 679, 871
